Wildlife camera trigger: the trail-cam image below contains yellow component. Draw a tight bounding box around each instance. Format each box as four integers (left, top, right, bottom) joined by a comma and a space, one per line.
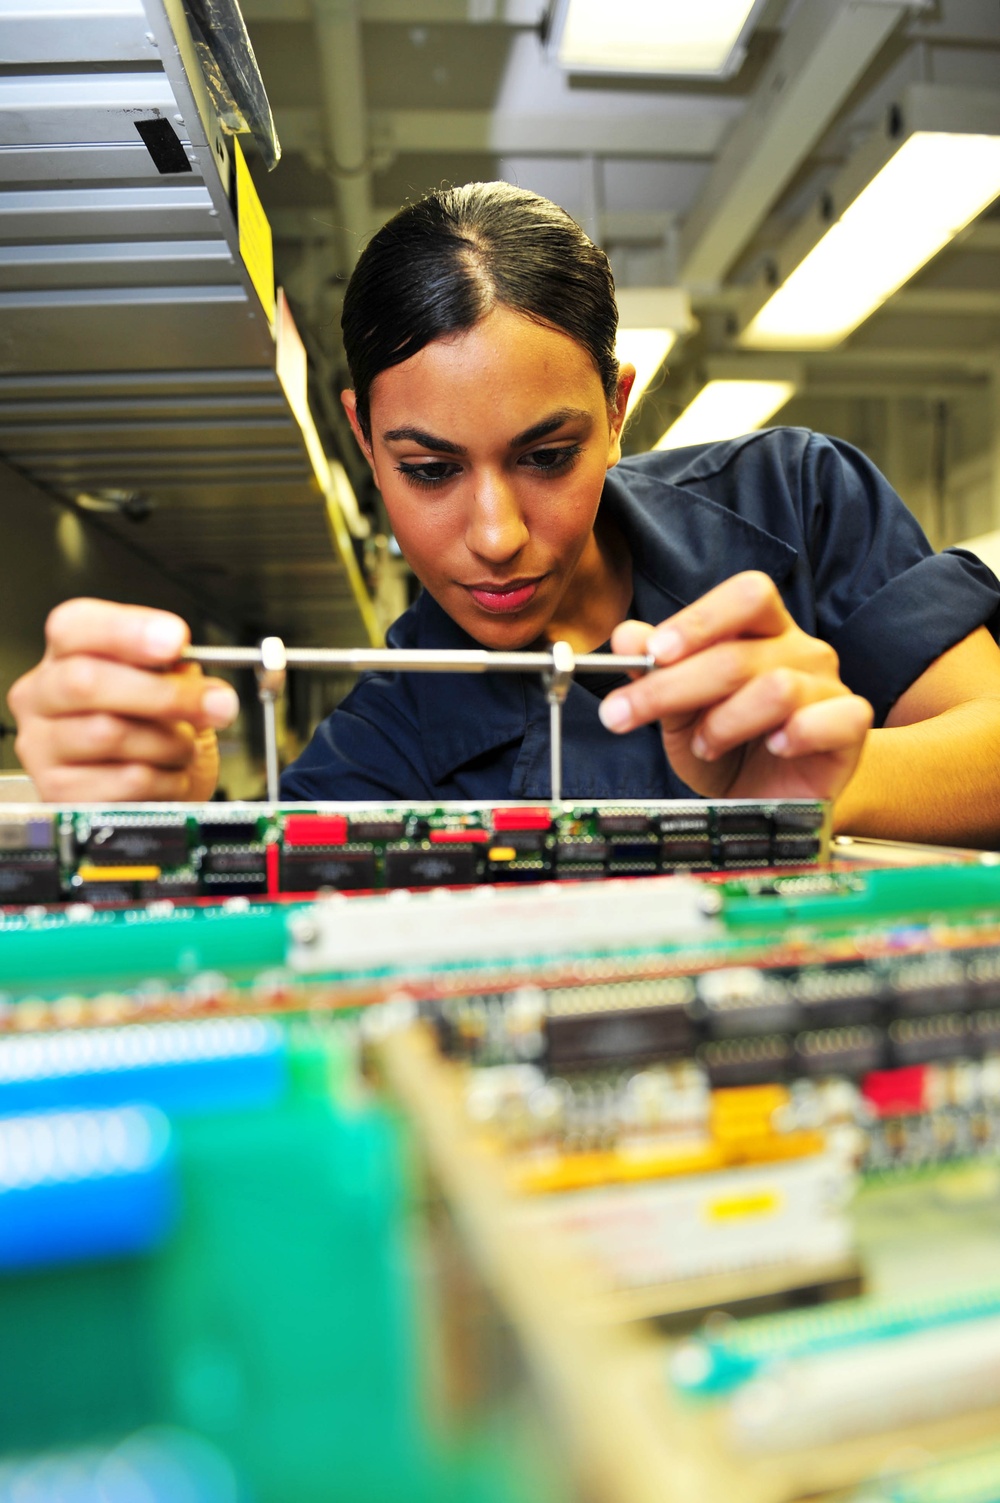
76, 865, 161, 882
711, 1083, 790, 1141
234, 138, 275, 327
488, 847, 517, 861
705, 1190, 782, 1223
505, 1127, 825, 1196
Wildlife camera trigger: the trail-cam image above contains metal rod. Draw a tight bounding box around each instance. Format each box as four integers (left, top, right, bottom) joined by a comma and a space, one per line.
262, 696, 280, 802
549, 696, 563, 803
183, 645, 655, 675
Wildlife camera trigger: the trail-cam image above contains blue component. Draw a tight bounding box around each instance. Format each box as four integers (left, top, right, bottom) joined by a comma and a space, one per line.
0, 1105, 176, 1271
0, 1019, 287, 1119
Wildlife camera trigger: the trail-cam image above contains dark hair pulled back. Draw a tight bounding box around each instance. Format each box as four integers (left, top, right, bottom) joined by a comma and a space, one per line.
341, 181, 620, 442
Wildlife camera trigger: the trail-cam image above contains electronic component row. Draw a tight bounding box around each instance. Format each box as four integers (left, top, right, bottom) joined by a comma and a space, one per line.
0, 799, 827, 906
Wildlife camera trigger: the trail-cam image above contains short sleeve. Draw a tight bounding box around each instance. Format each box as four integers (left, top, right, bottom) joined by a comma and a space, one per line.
800, 433, 1000, 725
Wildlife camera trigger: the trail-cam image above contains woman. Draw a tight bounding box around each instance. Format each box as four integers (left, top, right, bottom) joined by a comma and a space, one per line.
10, 183, 1000, 843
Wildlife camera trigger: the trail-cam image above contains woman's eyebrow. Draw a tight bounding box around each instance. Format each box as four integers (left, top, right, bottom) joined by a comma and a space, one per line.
381, 426, 465, 455
510, 409, 593, 447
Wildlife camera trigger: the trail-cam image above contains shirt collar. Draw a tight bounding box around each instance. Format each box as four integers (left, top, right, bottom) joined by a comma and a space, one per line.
396, 454, 800, 784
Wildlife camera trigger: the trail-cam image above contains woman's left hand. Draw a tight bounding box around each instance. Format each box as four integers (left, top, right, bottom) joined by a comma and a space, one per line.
599, 571, 874, 802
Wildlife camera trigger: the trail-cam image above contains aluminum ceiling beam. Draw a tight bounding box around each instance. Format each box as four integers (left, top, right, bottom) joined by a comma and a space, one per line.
310, 0, 373, 273
241, 0, 542, 21
680, 0, 910, 289
275, 105, 729, 159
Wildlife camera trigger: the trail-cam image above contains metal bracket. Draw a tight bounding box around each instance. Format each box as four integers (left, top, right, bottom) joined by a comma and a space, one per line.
255, 635, 287, 802
543, 640, 576, 804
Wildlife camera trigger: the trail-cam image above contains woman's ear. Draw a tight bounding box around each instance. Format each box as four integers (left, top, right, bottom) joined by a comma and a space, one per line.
341, 390, 377, 476
607, 365, 636, 467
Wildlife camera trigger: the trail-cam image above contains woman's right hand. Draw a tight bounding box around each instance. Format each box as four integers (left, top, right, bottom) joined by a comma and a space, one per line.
7, 599, 240, 803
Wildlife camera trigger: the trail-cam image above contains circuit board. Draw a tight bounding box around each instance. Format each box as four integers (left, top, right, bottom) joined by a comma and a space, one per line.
0, 798, 828, 907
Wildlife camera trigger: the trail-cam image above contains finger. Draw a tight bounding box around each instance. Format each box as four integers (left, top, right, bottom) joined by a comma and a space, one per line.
643, 573, 790, 666
45, 713, 199, 770
45, 599, 190, 667
32, 760, 200, 804
691, 667, 834, 762
600, 639, 774, 734
29, 657, 239, 730
765, 694, 874, 759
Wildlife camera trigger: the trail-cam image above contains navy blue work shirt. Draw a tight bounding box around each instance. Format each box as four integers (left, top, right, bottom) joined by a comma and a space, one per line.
282, 428, 1000, 802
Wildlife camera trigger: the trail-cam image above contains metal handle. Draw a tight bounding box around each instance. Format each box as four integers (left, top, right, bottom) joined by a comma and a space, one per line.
186, 636, 654, 804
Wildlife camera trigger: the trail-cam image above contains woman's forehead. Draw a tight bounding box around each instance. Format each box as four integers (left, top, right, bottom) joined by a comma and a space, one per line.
369, 307, 607, 429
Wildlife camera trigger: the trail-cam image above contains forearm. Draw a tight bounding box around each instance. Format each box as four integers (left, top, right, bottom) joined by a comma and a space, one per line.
833, 698, 1000, 848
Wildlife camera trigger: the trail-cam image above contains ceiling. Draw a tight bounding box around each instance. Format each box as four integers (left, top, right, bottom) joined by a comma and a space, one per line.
236, 0, 1000, 551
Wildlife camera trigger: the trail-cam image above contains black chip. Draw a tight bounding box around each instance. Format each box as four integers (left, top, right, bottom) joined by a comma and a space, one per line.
557, 840, 608, 862
719, 836, 771, 862
500, 830, 546, 852
659, 814, 710, 835
383, 846, 479, 888
350, 820, 405, 841
716, 812, 771, 834
0, 854, 62, 904
661, 838, 713, 863
84, 823, 188, 865
699, 1037, 791, 1087
74, 881, 136, 907
199, 821, 261, 845
280, 850, 377, 893
596, 814, 652, 834
202, 847, 267, 875
794, 1027, 883, 1078
200, 872, 269, 896
138, 880, 201, 901
892, 981, 971, 1017
773, 837, 821, 860
772, 805, 824, 832
546, 1005, 694, 1069
608, 839, 659, 863
889, 1016, 969, 1065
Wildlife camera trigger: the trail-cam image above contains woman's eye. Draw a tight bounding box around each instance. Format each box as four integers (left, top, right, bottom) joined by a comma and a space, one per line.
395, 460, 459, 488
521, 444, 581, 473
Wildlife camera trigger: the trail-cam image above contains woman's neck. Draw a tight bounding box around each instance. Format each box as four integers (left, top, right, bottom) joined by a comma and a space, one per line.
543, 512, 633, 653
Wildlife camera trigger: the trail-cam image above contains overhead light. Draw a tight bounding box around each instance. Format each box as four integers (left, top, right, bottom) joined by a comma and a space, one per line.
550, 0, 769, 78
655, 378, 796, 451
740, 85, 1000, 350
614, 288, 694, 419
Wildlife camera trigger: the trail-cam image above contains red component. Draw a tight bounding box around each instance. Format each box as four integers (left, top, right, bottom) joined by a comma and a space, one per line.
428, 828, 490, 844
283, 815, 349, 847
266, 841, 280, 898
862, 1065, 928, 1118
492, 807, 552, 832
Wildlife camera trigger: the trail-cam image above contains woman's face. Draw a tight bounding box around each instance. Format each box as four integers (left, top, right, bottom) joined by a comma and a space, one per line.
343, 306, 632, 650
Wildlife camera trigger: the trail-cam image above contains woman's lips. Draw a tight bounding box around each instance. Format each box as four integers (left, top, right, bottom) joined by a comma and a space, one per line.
464, 577, 543, 614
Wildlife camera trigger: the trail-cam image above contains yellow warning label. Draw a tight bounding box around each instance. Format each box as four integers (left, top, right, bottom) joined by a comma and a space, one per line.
234, 138, 275, 329
705, 1190, 781, 1222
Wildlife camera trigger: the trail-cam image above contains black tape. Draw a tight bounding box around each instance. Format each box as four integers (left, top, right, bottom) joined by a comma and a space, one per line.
134, 117, 192, 174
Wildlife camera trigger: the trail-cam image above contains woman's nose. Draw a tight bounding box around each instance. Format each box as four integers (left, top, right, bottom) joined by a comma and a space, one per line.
465, 472, 530, 562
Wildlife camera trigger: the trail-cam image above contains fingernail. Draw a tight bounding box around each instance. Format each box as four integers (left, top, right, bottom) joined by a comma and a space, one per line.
144, 616, 185, 659
202, 685, 240, 727
766, 730, 789, 755
691, 732, 711, 760
647, 626, 683, 664
599, 695, 632, 733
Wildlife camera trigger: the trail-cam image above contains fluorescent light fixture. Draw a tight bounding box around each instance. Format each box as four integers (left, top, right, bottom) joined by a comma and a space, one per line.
551, 0, 767, 78
614, 288, 693, 419
616, 329, 677, 418
655, 379, 796, 451
740, 89, 1000, 350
